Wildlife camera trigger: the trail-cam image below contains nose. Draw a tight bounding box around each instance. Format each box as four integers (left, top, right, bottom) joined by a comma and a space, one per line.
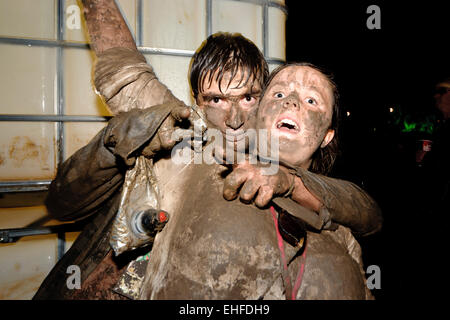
225, 104, 245, 130
283, 93, 300, 109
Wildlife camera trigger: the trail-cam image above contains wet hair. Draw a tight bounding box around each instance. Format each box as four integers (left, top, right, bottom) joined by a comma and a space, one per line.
262, 62, 341, 176
189, 33, 269, 100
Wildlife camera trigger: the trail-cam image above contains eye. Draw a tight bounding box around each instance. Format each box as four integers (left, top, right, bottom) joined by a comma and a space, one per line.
212, 97, 221, 104
274, 92, 285, 99
240, 94, 257, 107
305, 97, 317, 105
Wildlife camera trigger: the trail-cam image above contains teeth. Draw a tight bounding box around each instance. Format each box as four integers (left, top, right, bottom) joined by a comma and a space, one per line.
281, 119, 297, 126
277, 118, 298, 130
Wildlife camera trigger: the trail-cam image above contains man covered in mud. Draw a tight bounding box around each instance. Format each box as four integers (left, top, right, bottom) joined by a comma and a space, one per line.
33, 0, 382, 299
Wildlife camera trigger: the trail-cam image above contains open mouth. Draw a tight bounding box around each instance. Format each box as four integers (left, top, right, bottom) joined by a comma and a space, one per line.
275, 117, 300, 133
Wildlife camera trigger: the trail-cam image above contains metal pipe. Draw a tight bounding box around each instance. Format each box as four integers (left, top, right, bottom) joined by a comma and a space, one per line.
138, 47, 195, 57
266, 57, 285, 65
0, 39, 283, 62
206, 0, 213, 37
0, 181, 51, 193
219, 0, 288, 15
57, 0, 65, 165
55, 0, 66, 253
0, 223, 84, 244
136, 0, 143, 47
0, 37, 90, 49
0, 115, 110, 122
263, 3, 268, 56
266, 0, 288, 15
57, 232, 66, 261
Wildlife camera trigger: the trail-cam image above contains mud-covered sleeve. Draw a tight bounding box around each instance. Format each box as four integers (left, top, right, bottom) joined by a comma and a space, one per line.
294, 167, 383, 237
94, 47, 184, 114
45, 128, 123, 222
45, 103, 176, 222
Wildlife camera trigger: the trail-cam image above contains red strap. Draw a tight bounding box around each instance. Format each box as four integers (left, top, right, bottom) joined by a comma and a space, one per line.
270, 206, 307, 300
270, 206, 292, 299
292, 243, 307, 299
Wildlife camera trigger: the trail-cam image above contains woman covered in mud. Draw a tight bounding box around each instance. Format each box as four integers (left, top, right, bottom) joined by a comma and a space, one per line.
215, 62, 376, 299
224, 62, 343, 214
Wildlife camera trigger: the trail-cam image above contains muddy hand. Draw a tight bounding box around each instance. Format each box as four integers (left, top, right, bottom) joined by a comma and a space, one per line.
223, 161, 294, 208
141, 105, 191, 158
104, 104, 191, 166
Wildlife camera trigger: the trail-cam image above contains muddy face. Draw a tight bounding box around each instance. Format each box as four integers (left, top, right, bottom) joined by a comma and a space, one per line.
256, 66, 335, 168
435, 84, 450, 119
196, 68, 261, 151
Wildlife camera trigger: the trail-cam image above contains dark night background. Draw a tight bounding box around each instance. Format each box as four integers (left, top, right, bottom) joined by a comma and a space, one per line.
285, 1, 449, 300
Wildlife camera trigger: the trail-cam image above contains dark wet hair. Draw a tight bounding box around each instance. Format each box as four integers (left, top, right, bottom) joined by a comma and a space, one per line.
262, 62, 341, 176
189, 33, 269, 100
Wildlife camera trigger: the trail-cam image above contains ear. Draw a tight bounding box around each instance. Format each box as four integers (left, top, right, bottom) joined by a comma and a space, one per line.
320, 129, 335, 148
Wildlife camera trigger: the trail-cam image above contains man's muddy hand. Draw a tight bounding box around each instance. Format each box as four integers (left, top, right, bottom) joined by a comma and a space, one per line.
104, 105, 191, 166
223, 161, 293, 208
140, 105, 191, 158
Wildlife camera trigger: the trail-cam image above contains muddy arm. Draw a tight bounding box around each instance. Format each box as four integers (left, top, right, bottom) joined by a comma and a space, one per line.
292, 167, 383, 237
81, 0, 181, 114
224, 162, 382, 237
45, 128, 122, 221
81, 0, 136, 55
45, 104, 177, 222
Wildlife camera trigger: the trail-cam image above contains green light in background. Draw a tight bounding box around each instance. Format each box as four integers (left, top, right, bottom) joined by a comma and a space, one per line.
402, 120, 416, 132
401, 118, 435, 134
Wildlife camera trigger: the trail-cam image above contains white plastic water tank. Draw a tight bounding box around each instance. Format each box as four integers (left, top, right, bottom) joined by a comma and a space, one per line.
0, 0, 286, 299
